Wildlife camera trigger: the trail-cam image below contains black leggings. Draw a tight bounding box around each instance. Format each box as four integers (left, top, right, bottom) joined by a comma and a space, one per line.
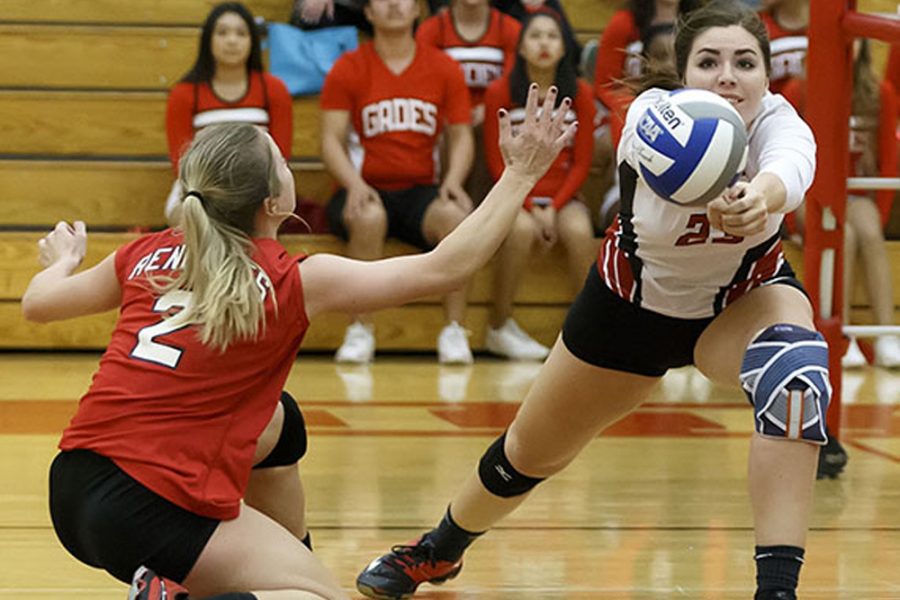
49, 449, 218, 583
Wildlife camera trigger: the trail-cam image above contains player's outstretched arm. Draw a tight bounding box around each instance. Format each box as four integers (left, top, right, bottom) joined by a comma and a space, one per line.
301, 84, 578, 319
22, 221, 121, 322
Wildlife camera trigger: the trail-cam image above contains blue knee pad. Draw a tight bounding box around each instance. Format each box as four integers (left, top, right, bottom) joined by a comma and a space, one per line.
740, 324, 831, 445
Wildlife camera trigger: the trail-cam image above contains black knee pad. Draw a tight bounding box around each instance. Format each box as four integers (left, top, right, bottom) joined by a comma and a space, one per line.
478, 432, 544, 498
254, 391, 308, 469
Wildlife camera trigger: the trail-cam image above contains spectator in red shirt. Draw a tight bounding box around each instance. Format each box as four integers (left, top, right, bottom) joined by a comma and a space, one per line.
165, 2, 293, 224
783, 40, 900, 368
320, 0, 476, 364
592, 0, 699, 229
417, 0, 521, 206
481, 9, 596, 360
758, 0, 808, 95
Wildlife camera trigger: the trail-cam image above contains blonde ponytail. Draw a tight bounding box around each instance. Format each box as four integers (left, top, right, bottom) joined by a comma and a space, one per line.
154, 123, 282, 351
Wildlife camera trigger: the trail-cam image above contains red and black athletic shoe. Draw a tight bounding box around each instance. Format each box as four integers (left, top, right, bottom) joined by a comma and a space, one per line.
356, 538, 463, 599
127, 567, 168, 600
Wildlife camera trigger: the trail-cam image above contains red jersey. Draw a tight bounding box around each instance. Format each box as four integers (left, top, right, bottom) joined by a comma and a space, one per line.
760, 11, 807, 96
483, 77, 595, 210
416, 8, 521, 107
782, 78, 897, 227
59, 229, 309, 520
166, 71, 293, 171
593, 10, 641, 115
320, 41, 471, 190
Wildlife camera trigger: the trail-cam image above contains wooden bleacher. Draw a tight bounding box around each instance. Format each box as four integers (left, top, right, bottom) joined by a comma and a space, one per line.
0, 160, 333, 228
0, 91, 321, 158
0, 0, 896, 352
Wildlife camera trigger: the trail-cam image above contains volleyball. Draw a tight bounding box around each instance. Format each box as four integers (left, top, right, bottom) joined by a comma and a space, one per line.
632, 88, 748, 206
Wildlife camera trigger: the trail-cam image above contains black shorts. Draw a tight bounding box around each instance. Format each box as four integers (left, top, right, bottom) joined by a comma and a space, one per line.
326, 184, 439, 251
561, 264, 807, 377
49, 449, 218, 584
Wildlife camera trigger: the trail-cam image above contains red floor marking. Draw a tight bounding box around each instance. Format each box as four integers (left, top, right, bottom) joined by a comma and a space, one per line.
603, 411, 727, 436
0, 401, 76, 434
431, 403, 728, 437
840, 405, 900, 437
844, 439, 900, 464
430, 403, 518, 428
304, 409, 348, 427
0, 401, 347, 433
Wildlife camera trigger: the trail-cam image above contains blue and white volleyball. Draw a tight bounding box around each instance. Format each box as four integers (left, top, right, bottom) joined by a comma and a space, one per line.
632, 88, 748, 206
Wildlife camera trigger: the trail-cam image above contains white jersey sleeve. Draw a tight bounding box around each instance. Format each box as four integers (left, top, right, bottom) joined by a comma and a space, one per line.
746, 93, 816, 213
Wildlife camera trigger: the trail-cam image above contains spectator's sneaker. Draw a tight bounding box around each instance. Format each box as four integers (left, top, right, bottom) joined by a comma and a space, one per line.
335, 322, 375, 364
437, 322, 473, 365
817, 427, 849, 480
875, 335, 900, 368
485, 319, 550, 361
841, 337, 867, 369
357, 539, 463, 599
127, 567, 168, 600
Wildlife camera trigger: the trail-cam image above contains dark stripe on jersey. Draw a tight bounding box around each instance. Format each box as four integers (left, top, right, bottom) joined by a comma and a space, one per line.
713, 229, 783, 314
615, 162, 644, 304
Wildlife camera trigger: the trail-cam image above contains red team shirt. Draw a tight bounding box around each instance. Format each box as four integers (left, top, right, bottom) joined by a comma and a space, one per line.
593, 9, 641, 114
782, 78, 898, 227
416, 9, 521, 107
166, 71, 293, 170
320, 41, 472, 190
59, 230, 309, 520
483, 77, 595, 210
759, 11, 807, 96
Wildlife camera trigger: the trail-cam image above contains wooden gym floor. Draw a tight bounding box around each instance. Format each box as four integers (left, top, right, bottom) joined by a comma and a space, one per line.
1, 352, 898, 599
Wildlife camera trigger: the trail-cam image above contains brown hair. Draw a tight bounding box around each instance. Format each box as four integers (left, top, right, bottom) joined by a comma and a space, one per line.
639, 0, 771, 92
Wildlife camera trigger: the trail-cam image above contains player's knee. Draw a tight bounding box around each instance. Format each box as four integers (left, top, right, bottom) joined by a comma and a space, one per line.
254, 391, 308, 469
740, 324, 830, 445
478, 432, 546, 498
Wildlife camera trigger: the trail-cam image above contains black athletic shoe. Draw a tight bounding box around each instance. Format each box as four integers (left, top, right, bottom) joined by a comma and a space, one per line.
755, 591, 797, 600
817, 427, 849, 479
356, 537, 463, 599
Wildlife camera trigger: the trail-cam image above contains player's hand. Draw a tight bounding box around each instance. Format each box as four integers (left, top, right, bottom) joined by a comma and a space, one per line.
499, 83, 577, 184
296, 0, 334, 23
38, 221, 86, 271
439, 181, 473, 213
707, 182, 767, 237
345, 182, 381, 221
531, 205, 557, 249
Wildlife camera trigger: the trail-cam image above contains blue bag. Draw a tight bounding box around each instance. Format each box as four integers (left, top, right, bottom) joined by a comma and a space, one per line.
267, 23, 358, 96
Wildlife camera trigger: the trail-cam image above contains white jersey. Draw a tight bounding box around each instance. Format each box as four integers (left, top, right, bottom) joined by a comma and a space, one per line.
600, 88, 816, 319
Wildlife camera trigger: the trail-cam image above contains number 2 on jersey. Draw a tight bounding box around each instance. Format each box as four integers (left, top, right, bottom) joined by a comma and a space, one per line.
130, 290, 192, 368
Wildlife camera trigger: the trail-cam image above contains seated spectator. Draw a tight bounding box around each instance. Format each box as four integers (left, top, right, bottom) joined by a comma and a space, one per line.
783, 40, 900, 368
482, 9, 595, 360
592, 0, 699, 230
417, 0, 521, 203
597, 20, 675, 227
429, 0, 581, 73
165, 2, 293, 225
759, 0, 808, 95
320, 0, 476, 364
291, 0, 372, 35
